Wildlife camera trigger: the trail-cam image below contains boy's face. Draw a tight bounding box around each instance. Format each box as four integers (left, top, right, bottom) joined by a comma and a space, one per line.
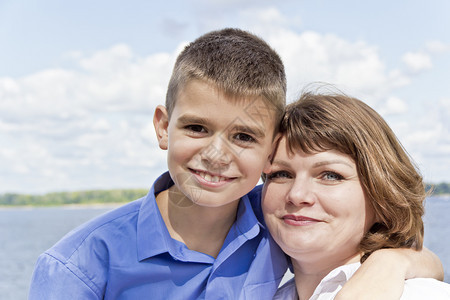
154, 79, 278, 208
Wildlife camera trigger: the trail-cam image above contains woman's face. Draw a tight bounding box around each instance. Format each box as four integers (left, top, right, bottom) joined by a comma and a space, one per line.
262, 137, 377, 267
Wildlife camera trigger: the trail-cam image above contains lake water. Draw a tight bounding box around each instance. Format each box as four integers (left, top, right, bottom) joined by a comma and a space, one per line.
1, 198, 449, 299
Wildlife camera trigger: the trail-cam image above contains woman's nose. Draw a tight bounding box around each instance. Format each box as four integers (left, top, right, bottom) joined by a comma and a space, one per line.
287, 178, 317, 206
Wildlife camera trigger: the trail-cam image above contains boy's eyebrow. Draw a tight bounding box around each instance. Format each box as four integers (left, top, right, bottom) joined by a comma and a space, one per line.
177, 114, 209, 125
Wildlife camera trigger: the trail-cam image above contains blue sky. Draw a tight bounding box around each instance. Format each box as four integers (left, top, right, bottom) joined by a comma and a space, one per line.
1, 0, 449, 194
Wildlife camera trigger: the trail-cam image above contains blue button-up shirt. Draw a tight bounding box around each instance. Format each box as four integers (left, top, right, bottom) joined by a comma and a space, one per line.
29, 172, 287, 299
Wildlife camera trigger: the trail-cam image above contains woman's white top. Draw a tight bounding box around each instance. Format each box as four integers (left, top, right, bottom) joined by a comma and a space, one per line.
273, 262, 450, 300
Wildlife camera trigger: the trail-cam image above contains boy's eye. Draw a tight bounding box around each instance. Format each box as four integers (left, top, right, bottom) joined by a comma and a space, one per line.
185, 125, 206, 133
321, 171, 344, 181
234, 133, 256, 143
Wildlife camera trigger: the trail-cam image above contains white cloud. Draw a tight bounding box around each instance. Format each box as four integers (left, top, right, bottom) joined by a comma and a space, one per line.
1, 7, 449, 193
402, 51, 433, 74
395, 97, 450, 183
79, 44, 134, 72
260, 29, 406, 105
425, 40, 450, 54
439, 97, 450, 112
379, 96, 409, 115
0, 44, 175, 193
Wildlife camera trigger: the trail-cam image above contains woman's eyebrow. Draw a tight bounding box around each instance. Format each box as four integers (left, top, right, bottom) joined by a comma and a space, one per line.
312, 159, 353, 168
271, 159, 291, 168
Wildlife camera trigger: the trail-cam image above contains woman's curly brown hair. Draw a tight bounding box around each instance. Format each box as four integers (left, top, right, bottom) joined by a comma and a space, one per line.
280, 90, 426, 262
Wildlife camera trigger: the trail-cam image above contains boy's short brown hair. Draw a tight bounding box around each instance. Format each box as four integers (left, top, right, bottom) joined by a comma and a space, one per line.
166, 28, 286, 127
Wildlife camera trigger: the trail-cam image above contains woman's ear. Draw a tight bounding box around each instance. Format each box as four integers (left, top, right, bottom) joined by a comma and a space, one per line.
153, 105, 169, 150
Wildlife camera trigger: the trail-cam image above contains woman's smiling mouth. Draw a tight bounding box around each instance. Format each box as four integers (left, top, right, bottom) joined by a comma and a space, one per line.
282, 214, 321, 226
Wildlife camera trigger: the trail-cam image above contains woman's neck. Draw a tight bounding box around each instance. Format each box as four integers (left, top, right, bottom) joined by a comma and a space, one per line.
291, 253, 361, 300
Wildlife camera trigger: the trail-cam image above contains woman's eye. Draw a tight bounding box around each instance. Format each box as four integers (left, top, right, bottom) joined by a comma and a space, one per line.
234, 133, 255, 143
185, 125, 206, 133
322, 171, 344, 181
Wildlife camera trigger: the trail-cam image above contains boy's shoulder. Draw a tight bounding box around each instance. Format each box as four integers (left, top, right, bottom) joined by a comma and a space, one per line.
48, 197, 144, 260
47, 172, 173, 263
33, 196, 148, 297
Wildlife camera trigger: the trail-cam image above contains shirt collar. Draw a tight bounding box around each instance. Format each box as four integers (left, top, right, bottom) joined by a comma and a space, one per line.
137, 172, 173, 261
235, 190, 264, 238
137, 171, 264, 261
312, 262, 361, 296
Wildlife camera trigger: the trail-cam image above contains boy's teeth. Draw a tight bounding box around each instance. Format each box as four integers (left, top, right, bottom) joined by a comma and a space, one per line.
197, 171, 225, 182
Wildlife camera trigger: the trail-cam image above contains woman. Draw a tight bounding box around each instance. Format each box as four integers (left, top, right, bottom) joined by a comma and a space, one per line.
262, 92, 450, 299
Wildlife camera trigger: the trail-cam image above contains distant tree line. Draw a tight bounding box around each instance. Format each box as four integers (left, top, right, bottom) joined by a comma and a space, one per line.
0, 189, 149, 206
426, 182, 450, 196
0, 184, 449, 206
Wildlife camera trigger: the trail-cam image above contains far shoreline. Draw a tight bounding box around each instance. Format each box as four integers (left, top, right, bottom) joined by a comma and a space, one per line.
0, 202, 124, 210
1, 194, 449, 209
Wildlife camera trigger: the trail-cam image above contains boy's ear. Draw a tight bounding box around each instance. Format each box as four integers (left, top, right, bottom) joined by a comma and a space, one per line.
153, 105, 169, 150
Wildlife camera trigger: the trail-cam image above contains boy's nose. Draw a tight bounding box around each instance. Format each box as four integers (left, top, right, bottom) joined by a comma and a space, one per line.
200, 136, 232, 170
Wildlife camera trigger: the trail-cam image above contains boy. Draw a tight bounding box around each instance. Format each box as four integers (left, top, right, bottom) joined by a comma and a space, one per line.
29, 28, 288, 299
29, 28, 442, 299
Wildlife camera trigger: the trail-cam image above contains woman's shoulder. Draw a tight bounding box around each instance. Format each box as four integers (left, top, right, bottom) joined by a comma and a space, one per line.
401, 278, 450, 299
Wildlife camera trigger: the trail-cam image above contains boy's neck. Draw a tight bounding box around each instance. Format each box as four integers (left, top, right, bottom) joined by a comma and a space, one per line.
155, 186, 239, 258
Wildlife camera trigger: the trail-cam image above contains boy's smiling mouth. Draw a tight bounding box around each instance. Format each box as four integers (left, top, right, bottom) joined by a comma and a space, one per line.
189, 168, 236, 184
